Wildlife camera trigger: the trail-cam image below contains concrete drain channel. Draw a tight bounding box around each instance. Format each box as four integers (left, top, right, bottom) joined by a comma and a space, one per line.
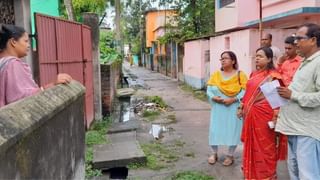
93, 89, 146, 179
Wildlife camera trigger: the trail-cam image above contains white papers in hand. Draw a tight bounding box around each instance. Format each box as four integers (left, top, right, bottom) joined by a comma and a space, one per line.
260, 80, 288, 109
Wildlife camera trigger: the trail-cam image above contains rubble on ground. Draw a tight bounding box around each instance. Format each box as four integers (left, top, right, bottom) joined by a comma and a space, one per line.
133, 99, 166, 116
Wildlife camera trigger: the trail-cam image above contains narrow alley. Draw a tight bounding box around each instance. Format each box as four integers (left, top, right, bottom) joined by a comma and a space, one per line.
1, 1, 320, 179
116, 62, 290, 180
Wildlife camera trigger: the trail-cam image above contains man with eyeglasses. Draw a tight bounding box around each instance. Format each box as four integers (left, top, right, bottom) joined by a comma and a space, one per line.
277, 36, 302, 87
276, 23, 320, 180
261, 33, 282, 67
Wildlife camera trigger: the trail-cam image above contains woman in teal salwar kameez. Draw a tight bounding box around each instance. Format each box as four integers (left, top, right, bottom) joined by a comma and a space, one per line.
206, 51, 248, 166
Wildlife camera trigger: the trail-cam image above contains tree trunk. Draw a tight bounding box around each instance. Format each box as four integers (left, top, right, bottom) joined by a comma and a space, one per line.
191, 0, 198, 34
64, 0, 75, 21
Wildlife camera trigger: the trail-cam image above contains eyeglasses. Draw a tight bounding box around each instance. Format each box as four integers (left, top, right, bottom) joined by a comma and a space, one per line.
294, 36, 310, 42
219, 57, 231, 61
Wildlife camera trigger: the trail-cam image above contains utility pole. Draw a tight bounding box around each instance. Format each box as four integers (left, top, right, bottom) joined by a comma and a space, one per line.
140, 0, 144, 66
164, 1, 167, 34
115, 0, 121, 53
259, 0, 263, 40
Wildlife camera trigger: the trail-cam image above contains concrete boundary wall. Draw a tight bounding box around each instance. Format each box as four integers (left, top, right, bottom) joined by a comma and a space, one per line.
0, 81, 86, 179
101, 62, 122, 116
184, 39, 209, 89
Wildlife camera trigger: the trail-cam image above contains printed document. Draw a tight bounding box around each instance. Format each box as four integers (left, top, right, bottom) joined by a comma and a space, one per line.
260, 80, 288, 109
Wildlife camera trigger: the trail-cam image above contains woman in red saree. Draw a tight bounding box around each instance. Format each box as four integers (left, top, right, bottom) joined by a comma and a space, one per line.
238, 47, 287, 179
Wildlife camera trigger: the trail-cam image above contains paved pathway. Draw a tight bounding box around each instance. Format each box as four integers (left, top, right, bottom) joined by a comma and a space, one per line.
117, 62, 289, 180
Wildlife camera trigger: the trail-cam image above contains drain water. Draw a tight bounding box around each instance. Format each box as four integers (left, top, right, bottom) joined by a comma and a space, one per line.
108, 167, 128, 179
119, 97, 131, 122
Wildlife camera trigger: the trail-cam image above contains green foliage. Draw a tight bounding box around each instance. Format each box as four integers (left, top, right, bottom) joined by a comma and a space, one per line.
86, 147, 94, 162
129, 142, 179, 170
167, 114, 177, 123
122, 1, 151, 54
85, 164, 102, 179
85, 117, 112, 179
142, 110, 160, 121
90, 116, 112, 132
142, 110, 160, 117
155, 0, 215, 43
73, 0, 106, 15
85, 130, 106, 146
170, 171, 214, 180
179, 83, 208, 102
59, 0, 107, 21
174, 139, 185, 147
145, 96, 168, 109
130, 37, 142, 55
194, 90, 208, 102
85, 147, 102, 179
86, 117, 112, 146
184, 152, 195, 158
100, 31, 123, 64
127, 162, 146, 169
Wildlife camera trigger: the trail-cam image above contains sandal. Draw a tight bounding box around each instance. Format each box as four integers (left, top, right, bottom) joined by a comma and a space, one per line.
208, 154, 218, 165
222, 155, 234, 166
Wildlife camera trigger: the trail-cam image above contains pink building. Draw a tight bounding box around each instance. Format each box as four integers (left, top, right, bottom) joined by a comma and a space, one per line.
213, 0, 320, 75
184, 38, 210, 89
183, 0, 320, 88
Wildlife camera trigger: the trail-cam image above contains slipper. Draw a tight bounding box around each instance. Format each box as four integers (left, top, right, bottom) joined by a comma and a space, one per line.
222, 155, 234, 166
208, 154, 218, 165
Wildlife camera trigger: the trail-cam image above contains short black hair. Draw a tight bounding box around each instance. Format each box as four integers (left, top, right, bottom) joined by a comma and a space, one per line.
300, 23, 320, 47
0, 24, 26, 51
256, 46, 275, 70
284, 36, 295, 45
263, 33, 272, 40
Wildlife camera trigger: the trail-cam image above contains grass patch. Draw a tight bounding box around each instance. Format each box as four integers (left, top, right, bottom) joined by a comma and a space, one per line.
85, 147, 102, 178
142, 110, 160, 121
145, 96, 168, 109
170, 171, 214, 180
179, 83, 207, 102
86, 130, 107, 146
184, 152, 195, 158
90, 117, 112, 133
85, 117, 112, 179
128, 177, 143, 180
128, 142, 179, 170
174, 139, 185, 147
127, 162, 146, 169
194, 90, 207, 102
167, 114, 177, 123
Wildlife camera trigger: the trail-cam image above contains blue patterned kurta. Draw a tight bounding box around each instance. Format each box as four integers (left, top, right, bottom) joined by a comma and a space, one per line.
207, 85, 244, 146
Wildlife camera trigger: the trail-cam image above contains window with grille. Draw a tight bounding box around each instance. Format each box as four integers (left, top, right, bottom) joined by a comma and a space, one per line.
205, 50, 210, 62
225, 37, 230, 50
220, 0, 235, 8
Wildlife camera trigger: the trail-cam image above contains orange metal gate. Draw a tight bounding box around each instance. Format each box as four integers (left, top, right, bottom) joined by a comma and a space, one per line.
35, 13, 94, 127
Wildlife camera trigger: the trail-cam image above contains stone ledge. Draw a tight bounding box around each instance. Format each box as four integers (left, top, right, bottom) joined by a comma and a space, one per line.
0, 81, 85, 154
93, 131, 146, 170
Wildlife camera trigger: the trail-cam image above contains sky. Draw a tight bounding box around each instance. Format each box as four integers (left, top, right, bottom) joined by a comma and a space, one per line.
100, 0, 175, 28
